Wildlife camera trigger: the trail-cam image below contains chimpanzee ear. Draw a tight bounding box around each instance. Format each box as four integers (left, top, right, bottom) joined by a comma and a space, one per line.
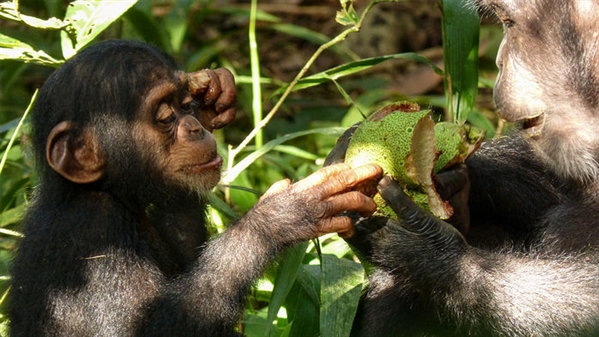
46, 121, 105, 184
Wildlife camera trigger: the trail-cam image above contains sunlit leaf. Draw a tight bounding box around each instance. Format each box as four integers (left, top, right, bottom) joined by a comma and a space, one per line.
0, 34, 62, 65
61, 0, 137, 59
320, 254, 363, 337
0, 2, 66, 29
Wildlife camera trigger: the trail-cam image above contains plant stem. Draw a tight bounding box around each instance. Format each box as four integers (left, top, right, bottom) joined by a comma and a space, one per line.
223, 1, 379, 184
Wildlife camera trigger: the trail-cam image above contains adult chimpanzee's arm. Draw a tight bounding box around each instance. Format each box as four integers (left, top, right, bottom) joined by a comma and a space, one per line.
350, 177, 599, 337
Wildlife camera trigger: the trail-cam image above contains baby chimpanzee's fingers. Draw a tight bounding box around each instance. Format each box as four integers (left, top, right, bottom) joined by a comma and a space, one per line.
209, 108, 236, 130
212, 68, 237, 113
435, 164, 471, 235
261, 178, 291, 200
324, 191, 378, 218
295, 163, 382, 196
202, 69, 222, 106
315, 217, 354, 237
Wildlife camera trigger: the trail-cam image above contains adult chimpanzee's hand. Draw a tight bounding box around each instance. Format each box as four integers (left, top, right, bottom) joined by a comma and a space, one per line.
346, 176, 467, 271
324, 124, 472, 235
244, 163, 383, 248
435, 164, 471, 235
187, 68, 236, 132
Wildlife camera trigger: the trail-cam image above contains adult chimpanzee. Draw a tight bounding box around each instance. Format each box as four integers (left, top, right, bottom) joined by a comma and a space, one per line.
327, 0, 599, 336
8, 39, 383, 336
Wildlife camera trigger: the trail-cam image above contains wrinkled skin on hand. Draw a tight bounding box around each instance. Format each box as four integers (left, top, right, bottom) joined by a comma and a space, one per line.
187, 68, 237, 132
324, 123, 471, 243
245, 163, 383, 247
345, 176, 467, 269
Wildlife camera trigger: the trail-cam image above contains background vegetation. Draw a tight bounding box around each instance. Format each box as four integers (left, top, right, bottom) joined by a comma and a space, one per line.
0, 0, 504, 335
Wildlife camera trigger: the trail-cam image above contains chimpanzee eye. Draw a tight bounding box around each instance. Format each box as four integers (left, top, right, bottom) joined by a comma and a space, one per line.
499, 15, 514, 28
156, 104, 177, 127
158, 114, 176, 125
490, 3, 515, 28
181, 100, 201, 116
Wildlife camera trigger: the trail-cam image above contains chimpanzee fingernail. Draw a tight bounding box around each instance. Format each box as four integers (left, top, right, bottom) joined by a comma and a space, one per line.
212, 121, 225, 129
216, 103, 227, 112
378, 176, 392, 189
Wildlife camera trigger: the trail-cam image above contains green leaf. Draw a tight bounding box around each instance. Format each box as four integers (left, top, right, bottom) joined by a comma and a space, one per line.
441, 0, 480, 123
335, 4, 359, 26
0, 34, 62, 65
0, 204, 25, 229
224, 127, 347, 183
468, 109, 496, 138
61, 0, 138, 59
273, 53, 442, 96
287, 265, 321, 337
263, 243, 308, 335
0, 1, 66, 29
124, 4, 168, 51
320, 254, 364, 337
164, 0, 192, 53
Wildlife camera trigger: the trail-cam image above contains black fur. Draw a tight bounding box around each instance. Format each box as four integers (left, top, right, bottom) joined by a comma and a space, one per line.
9, 40, 374, 336
348, 0, 599, 335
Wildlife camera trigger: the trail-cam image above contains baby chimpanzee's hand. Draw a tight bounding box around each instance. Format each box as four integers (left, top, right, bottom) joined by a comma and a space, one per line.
187, 68, 236, 132
245, 163, 383, 248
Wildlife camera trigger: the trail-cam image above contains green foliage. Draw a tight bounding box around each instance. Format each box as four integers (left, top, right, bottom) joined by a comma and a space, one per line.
0, 0, 495, 335
441, 0, 480, 123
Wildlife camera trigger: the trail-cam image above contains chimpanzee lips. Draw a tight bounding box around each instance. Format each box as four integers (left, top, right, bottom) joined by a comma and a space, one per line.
518, 113, 545, 138
180, 155, 223, 173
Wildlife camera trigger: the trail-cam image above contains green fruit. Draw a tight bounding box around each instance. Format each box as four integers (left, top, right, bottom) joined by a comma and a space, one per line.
345, 102, 484, 219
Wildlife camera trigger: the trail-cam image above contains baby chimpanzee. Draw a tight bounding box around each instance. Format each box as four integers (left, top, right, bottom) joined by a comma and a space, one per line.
331, 1, 599, 336
8, 40, 382, 337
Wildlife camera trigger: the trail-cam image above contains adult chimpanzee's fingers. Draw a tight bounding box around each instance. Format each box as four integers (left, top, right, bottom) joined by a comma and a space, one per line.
377, 176, 417, 217
213, 68, 236, 113
295, 163, 382, 195
436, 164, 469, 200
436, 164, 471, 235
323, 123, 360, 167
261, 178, 291, 200
315, 216, 354, 237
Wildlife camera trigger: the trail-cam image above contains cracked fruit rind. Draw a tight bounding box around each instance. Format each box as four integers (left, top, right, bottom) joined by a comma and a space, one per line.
345, 101, 485, 219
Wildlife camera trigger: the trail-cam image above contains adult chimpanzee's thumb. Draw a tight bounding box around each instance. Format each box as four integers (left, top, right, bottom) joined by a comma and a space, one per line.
377, 176, 466, 245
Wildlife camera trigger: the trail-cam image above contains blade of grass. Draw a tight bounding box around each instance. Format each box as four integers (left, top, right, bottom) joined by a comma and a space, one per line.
441, 0, 480, 123
272, 52, 442, 97
224, 1, 382, 185
249, 0, 263, 149
0, 90, 36, 176
224, 127, 346, 183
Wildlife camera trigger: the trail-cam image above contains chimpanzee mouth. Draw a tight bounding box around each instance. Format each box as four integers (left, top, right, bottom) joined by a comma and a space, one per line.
518, 113, 545, 138
181, 155, 223, 173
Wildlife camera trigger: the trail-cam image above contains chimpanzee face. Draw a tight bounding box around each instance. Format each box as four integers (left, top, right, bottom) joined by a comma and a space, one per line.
478, 0, 599, 182
132, 71, 222, 193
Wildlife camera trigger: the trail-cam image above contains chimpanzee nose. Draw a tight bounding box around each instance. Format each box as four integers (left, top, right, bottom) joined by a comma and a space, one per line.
180, 115, 204, 140
496, 39, 506, 69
